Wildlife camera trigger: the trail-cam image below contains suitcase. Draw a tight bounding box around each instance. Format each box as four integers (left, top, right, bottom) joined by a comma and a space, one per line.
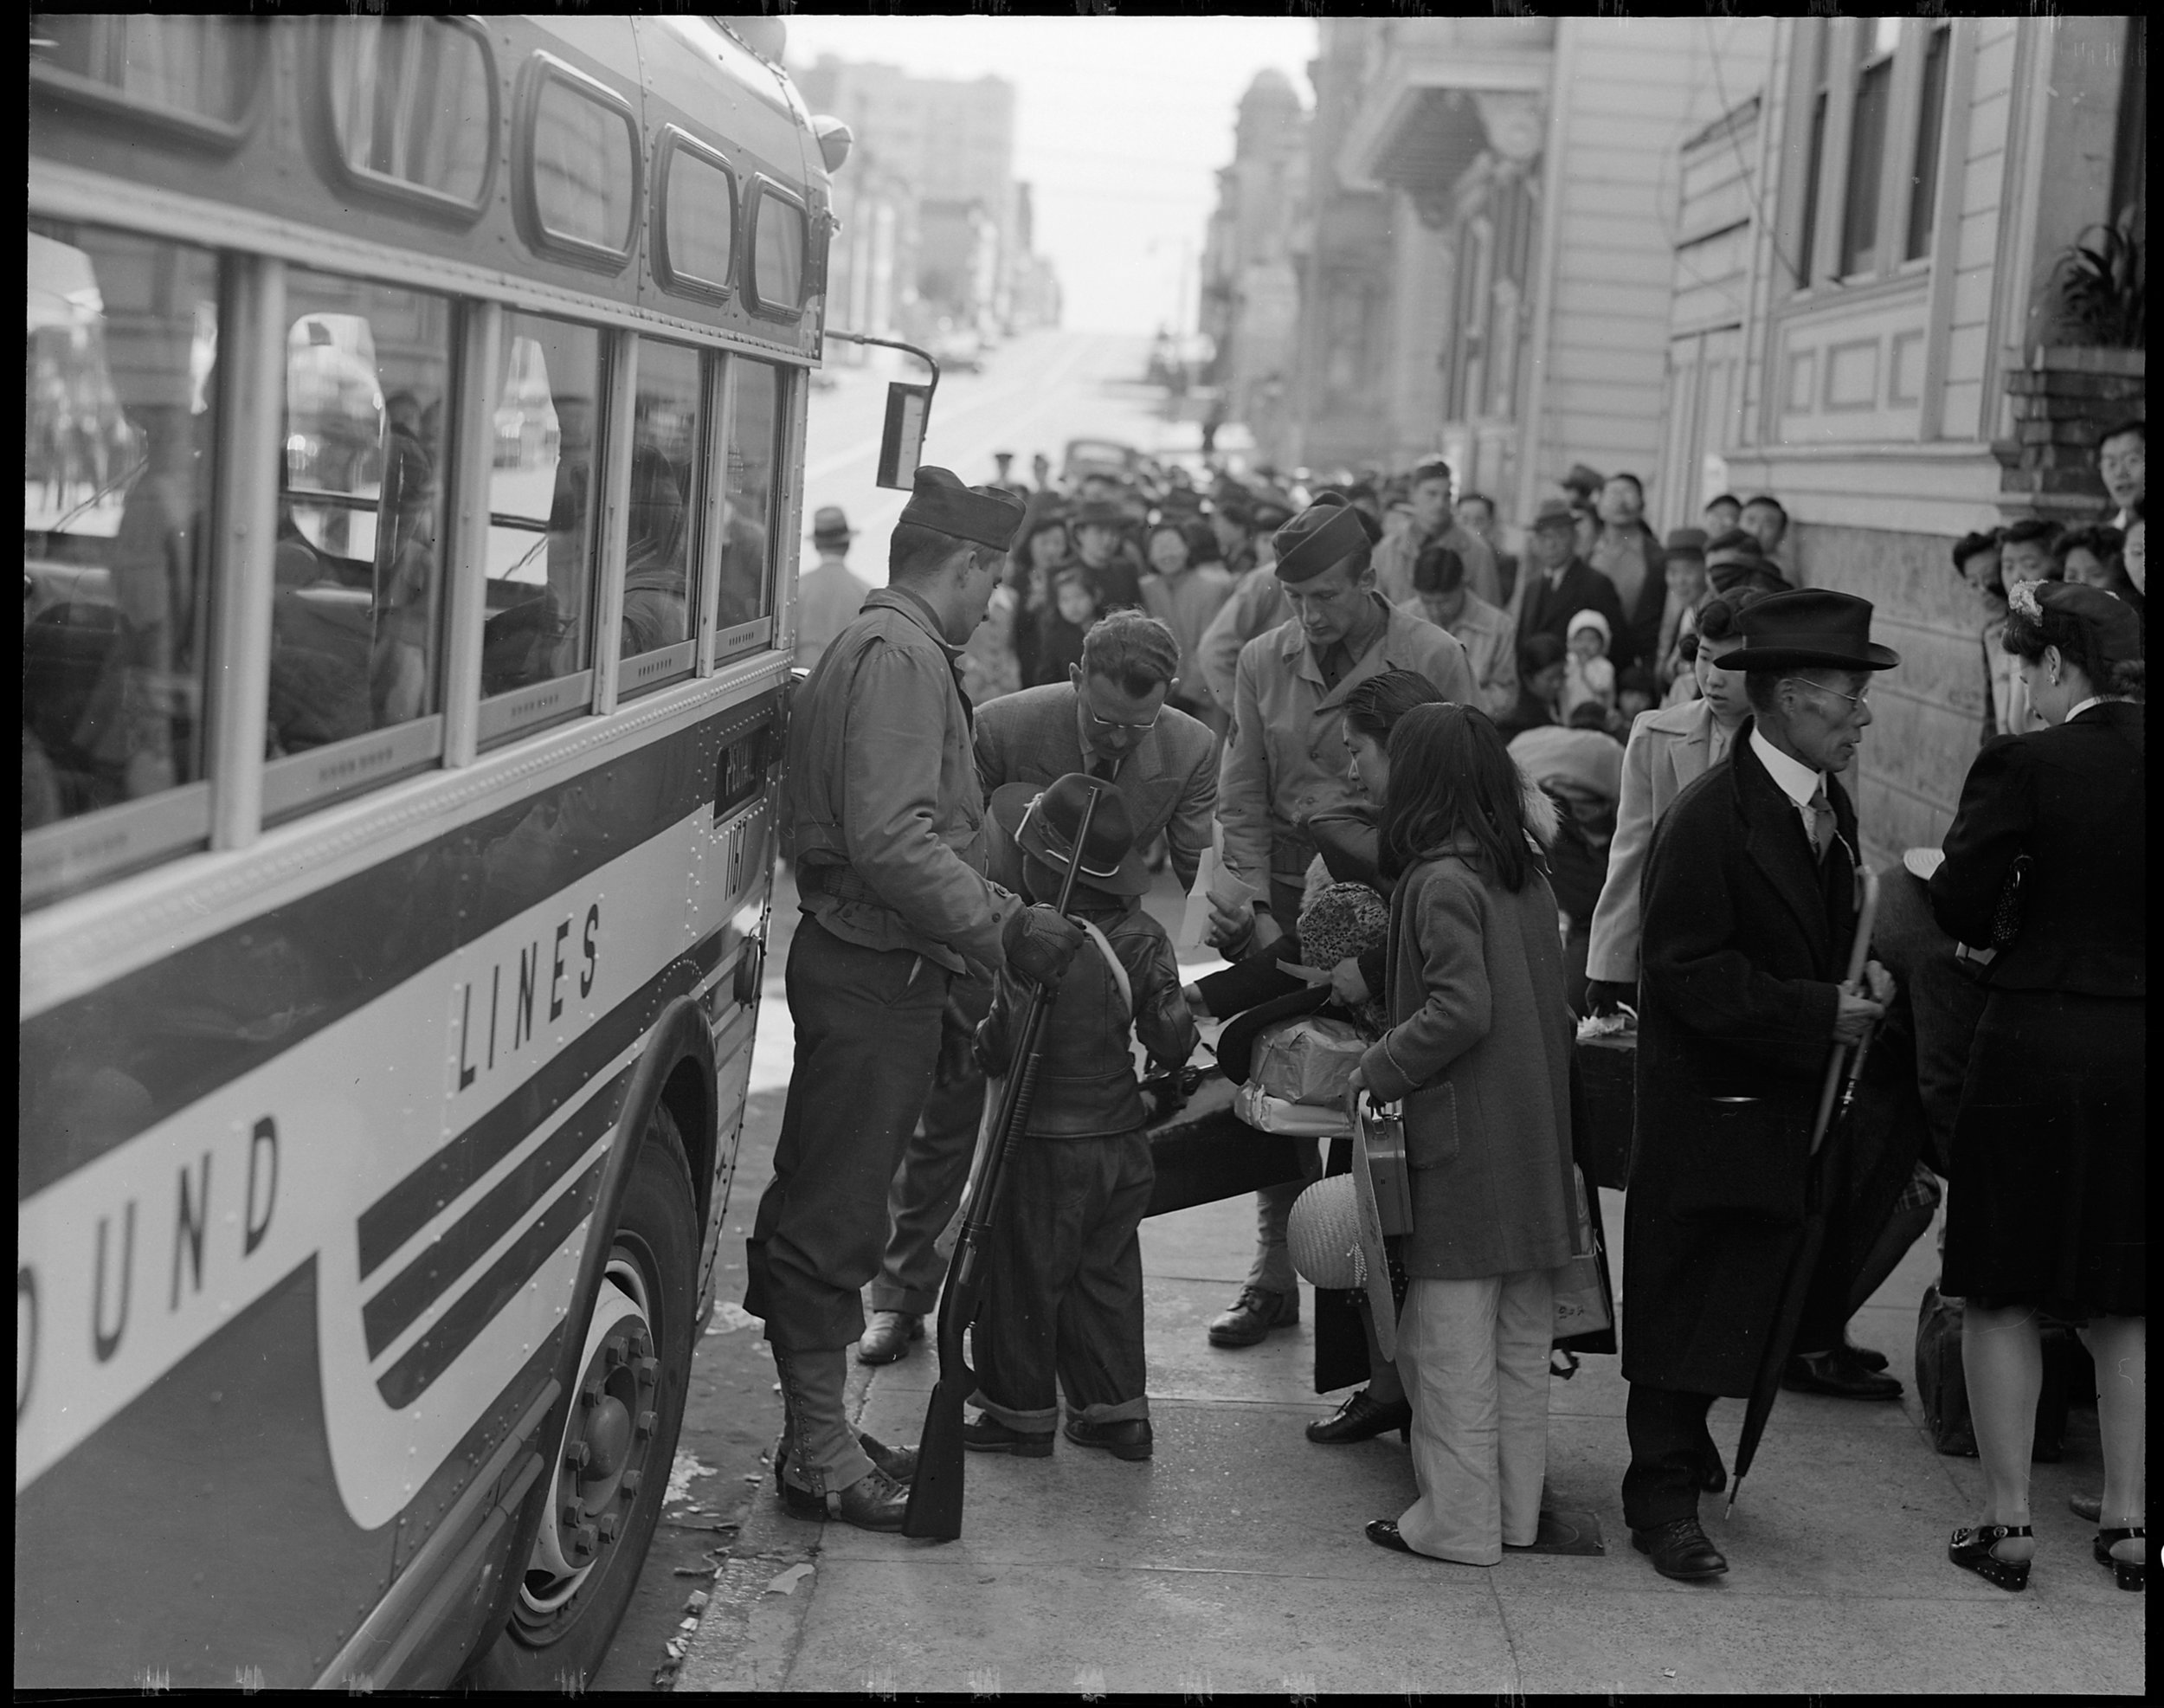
1914, 1285, 2071, 1460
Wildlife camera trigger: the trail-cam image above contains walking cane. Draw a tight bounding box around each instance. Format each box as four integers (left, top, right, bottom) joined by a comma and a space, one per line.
902, 783, 1103, 1541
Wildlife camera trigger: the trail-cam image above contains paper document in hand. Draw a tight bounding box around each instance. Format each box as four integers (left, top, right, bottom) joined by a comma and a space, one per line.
1178, 844, 1259, 948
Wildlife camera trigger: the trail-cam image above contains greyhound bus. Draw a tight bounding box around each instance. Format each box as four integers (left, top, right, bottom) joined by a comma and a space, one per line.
22, 16, 840, 1687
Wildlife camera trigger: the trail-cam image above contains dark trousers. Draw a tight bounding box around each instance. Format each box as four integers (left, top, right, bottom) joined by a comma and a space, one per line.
745, 920, 949, 1350
973, 1131, 1156, 1429
870, 971, 995, 1318
1621, 1383, 1719, 1530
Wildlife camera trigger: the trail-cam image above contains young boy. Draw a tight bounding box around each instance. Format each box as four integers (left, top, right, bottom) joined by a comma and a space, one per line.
964, 773, 1198, 1462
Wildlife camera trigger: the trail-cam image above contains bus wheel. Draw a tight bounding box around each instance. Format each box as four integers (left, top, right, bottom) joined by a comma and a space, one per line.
465, 1103, 698, 1691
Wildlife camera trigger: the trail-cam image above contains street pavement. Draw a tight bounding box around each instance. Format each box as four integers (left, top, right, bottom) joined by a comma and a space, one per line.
668, 865, 2146, 1695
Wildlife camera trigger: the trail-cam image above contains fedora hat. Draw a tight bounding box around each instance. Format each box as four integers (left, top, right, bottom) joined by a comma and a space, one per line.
1528, 497, 1578, 534
809, 504, 853, 545
1722, 588, 1901, 672
987, 773, 1149, 898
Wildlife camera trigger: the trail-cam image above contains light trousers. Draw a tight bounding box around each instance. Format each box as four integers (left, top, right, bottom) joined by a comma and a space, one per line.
1395, 1267, 1556, 1566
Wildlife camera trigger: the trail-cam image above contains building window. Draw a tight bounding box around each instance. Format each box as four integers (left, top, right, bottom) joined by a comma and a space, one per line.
1839, 19, 1900, 278
1904, 23, 1951, 261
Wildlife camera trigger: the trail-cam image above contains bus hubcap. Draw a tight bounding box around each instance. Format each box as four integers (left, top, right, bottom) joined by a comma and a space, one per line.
520, 1258, 658, 1615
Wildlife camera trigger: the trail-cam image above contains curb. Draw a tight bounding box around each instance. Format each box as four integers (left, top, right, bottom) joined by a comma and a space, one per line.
670, 1345, 884, 1691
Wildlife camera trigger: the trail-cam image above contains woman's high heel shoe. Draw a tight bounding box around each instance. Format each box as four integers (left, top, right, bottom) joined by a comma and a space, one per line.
2095, 1527, 2145, 1592
1949, 1523, 2033, 1592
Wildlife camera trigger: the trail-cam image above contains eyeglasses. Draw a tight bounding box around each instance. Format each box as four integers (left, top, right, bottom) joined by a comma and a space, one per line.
1079, 692, 1159, 734
1781, 678, 1871, 712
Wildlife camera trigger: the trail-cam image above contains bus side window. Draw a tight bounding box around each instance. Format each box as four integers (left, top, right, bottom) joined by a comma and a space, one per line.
617, 339, 702, 692
23, 221, 217, 833
716, 358, 779, 656
266, 271, 453, 774
480, 314, 604, 739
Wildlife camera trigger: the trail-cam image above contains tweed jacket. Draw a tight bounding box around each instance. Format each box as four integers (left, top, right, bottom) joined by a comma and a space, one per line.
1621, 725, 1860, 1395
1218, 601, 1478, 893
1583, 697, 1742, 984
782, 588, 1016, 975
1373, 519, 1503, 611
972, 681, 1219, 894
1395, 587, 1519, 720
1359, 842, 1581, 1280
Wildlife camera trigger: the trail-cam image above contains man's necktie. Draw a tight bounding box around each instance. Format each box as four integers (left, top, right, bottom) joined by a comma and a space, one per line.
1807, 784, 1836, 862
1087, 754, 1117, 782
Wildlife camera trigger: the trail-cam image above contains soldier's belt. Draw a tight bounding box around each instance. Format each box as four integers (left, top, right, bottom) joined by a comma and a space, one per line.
799, 862, 885, 908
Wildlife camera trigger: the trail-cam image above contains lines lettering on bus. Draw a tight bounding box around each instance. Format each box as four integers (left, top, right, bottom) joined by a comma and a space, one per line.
20, 1117, 280, 1420
454, 904, 602, 1097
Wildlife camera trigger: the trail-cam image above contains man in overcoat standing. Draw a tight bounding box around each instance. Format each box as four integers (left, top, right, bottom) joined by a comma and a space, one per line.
748, 467, 1084, 1531
1620, 590, 1900, 1580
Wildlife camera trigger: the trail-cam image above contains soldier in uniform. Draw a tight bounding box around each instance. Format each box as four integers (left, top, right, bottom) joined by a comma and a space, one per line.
1204, 493, 1480, 1351
747, 467, 1085, 1531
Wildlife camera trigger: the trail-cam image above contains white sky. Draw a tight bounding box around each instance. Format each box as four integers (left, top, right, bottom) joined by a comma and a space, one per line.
782, 16, 1318, 335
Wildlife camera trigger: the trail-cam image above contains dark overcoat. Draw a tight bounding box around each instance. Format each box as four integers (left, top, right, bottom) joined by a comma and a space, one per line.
1621, 725, 1858, 1396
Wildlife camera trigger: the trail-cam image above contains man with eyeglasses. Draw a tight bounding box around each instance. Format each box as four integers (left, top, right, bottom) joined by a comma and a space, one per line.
1620, 588, 1918, 1584
1206, 493, 1478, 1351
855, 610, 1219, 1367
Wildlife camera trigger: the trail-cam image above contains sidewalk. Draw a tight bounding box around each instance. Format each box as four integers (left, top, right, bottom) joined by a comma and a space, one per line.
677, 1177, 2143, 1694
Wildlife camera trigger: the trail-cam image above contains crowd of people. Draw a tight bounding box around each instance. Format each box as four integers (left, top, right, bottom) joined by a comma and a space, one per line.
762, 414, 2144, 1600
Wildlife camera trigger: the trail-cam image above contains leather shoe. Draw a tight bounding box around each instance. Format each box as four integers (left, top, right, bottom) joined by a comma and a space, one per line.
1782, 1346, 1903, 1400
775, 1431, 918, 1513
779, 1464, 911, 1531
856, 1310, 924, 1365
962, 1414, 1054, 1457
1632, 1517, 1729, 1581
1306, 1389, 1414, 1445
1208, 1286, 1298, 1348
1366, 1518, 1414, 1555
1840, 1334, 1890, 1373
2069, 1492, 2103, 1523
1065, 1416, 1153, 1460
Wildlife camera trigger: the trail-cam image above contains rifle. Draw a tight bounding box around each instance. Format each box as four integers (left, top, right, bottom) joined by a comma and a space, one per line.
902, 783, 1102, 1541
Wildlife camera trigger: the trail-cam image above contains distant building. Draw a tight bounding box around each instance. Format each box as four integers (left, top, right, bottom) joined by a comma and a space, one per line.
1279, 16, 1768, 500
793, 55, 1057, 345
1199, 70, 1309, 457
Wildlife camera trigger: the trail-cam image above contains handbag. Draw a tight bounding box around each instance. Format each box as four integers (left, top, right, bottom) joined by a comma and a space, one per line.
1550, 1164, 1611, 1340
1988, 853, 2032, 949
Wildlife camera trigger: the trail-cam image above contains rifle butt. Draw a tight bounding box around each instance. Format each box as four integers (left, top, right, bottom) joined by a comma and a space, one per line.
901, 1373, 969, 1540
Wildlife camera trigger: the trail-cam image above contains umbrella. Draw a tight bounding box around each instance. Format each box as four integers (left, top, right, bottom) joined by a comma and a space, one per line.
1727, 867, 1882, 1516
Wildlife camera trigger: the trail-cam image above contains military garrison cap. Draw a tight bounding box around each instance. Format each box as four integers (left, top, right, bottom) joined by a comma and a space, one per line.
900, 465, 1026, 551
1272, 493, 1380, 583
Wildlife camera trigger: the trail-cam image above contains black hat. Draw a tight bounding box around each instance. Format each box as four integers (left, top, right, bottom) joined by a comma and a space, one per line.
900, 465, 1026, 551
1072, 500, 1130, 531
1723, 589, 1901, 672
1663, 526, 1709, 559
987, 773, 1149, 898
1272, 493, 1379, 584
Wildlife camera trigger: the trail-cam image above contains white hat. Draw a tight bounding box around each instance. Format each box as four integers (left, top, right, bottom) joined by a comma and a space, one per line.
1567, 608, 1611, 642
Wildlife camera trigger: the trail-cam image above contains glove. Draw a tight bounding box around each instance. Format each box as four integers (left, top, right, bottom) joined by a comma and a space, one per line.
1001, 901, 1085, 986
1584, 980, 1636, 1018
933, 996, 978, 1087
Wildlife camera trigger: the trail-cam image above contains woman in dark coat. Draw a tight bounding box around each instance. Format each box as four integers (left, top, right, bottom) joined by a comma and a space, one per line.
1927, 579, 2146, 1595
1352, 703, 1581, 1566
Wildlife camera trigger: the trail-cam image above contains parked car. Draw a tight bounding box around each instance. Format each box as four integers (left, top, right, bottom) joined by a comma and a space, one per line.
1060, 437, 1147, 486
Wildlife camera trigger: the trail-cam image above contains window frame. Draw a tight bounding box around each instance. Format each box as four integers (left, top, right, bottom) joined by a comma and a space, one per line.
510, 52, 643, 275
29, 14, 268, 151
614, 335, 708, 703
740, 176, 810, 322
315, 14, 499, 226
710, 354, 787, 665
651, 126, 740, 305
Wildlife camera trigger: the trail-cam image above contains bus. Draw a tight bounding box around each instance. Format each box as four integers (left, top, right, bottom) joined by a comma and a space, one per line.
21, 16, 838, 1688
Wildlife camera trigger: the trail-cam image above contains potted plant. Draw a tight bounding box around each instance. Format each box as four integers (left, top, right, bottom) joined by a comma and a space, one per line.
1995, 210, 2145, 517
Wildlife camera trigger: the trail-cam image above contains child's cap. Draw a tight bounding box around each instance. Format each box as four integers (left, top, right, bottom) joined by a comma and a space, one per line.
988, 773, 1150, 898
1567, 609, 1612, 643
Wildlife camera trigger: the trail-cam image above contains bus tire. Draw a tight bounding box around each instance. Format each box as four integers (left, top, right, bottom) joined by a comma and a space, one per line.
463, 1100, 699, 1691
